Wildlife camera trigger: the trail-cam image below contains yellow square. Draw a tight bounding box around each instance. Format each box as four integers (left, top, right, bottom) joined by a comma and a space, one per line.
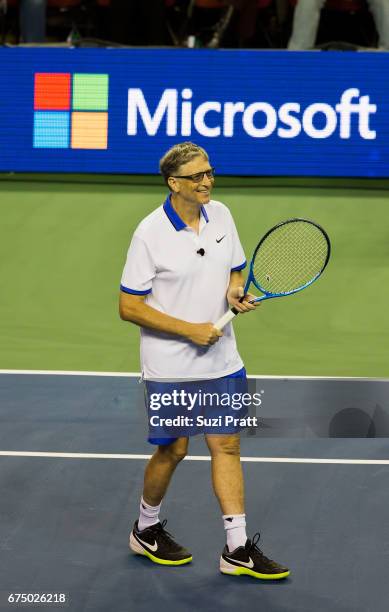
71, 112, 108, 149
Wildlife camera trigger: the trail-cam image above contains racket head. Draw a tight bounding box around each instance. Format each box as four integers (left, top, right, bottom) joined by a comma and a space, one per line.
248, 218, 331, 298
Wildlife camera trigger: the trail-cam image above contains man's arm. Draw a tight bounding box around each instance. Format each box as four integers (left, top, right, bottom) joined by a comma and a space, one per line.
226, 270, 258, 313
119, 291, 222, 347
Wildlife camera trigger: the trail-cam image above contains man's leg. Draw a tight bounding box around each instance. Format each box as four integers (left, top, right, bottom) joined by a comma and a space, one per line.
143, 437, 189, 506
367, 0, 389, 49
205, 433, 247, 551
205, 433, 290, 580
288, 0, 326, 50
205, 433, 244, 515
19, 0, 46, 43
129, 437, 192, 565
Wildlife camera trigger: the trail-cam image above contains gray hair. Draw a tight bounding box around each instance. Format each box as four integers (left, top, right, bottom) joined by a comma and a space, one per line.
159, 142, 209, 184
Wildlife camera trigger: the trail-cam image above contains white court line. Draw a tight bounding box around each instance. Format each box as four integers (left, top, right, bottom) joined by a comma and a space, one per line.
0, 369, 388, 381
0, 451, 388, 465
0, 370, 141, 378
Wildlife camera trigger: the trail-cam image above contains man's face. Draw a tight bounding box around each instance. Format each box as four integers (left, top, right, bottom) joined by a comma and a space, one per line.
169, 155, 215, 206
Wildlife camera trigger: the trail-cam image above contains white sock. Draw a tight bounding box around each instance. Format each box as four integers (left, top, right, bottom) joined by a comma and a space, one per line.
223, 514, 247, 552
138, 497, 162, 532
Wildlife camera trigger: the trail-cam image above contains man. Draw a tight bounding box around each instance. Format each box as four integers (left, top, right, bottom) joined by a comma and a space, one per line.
119, 142, 289, 580
288, 0, 389, 50
19, 0, 46, 43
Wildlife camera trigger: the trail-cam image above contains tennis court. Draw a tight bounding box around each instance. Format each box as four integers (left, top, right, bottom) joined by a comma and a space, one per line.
1, 175, 389, 611
1, 175, 389, 376
1, 370, 389, 612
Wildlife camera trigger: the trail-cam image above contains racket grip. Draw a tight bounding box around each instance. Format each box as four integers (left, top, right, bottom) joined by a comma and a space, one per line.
214, 308, 239, 331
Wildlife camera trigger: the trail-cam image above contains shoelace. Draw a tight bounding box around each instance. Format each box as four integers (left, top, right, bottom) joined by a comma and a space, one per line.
149, 519, 176, 544
249, 533, 275, 564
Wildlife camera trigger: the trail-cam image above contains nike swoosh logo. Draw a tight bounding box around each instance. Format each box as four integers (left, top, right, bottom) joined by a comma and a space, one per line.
136, 534, 158, 552
225, 555, 254, 568
216, 235, 226, 243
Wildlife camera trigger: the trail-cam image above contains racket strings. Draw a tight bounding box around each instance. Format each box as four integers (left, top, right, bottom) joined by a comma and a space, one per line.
253, 221, 329, 295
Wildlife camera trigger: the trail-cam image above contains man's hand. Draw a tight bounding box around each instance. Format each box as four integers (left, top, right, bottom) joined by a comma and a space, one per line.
227, 286, 258, 313
185, 322, 223, 346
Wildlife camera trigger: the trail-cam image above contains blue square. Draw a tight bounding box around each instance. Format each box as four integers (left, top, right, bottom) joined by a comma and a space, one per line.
33, 112, 70, 148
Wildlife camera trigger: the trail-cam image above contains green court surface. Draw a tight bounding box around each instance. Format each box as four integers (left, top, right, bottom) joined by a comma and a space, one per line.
1, 175, 388, 377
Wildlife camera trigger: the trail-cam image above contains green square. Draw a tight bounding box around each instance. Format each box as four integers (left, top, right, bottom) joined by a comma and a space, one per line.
72, 74, 109, 111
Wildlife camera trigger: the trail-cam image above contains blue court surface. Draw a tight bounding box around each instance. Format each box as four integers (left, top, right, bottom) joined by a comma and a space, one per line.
1, 372, 389, 612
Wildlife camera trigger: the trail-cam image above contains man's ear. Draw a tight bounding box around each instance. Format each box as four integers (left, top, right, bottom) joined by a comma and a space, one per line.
168, 177, 179, 193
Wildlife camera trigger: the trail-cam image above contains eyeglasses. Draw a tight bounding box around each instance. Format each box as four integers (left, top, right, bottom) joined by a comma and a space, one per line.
171, 167, 215, 183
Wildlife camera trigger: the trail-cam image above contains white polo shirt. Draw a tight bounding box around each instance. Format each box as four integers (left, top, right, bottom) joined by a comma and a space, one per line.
120, 195, 246, 380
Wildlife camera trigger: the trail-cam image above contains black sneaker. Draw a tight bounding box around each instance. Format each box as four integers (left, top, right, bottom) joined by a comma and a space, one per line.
129, 520, 192, 566
220, 533, 290, 580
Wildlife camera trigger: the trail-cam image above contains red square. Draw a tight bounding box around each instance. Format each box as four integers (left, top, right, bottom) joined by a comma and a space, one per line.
34, 73, 71, 111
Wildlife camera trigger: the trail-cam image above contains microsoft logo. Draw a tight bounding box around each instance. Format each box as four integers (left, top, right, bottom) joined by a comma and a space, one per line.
33, 73, 109, 149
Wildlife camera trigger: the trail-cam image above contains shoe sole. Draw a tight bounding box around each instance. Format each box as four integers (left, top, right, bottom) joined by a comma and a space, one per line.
220, 556, 290, 580
129, 532, 193, 566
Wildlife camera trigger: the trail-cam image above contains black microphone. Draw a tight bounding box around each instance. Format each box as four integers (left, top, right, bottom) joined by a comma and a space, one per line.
197, 248, 205, 256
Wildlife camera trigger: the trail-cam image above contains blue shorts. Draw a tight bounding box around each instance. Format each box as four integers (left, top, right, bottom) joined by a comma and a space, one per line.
147, 367, 247, 446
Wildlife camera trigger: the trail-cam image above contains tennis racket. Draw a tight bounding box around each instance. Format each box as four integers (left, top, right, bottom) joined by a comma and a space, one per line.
215, 218, 331, 331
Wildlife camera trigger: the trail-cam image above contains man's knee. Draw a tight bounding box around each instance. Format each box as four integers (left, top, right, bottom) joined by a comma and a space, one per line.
206, 434, 241, 457
157, 438, 188, 463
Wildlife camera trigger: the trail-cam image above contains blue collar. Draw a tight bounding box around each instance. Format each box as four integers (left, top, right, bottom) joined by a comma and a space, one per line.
163, 195, 209, 231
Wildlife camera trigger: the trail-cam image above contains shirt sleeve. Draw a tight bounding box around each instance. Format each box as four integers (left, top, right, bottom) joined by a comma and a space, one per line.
229, 212, 247, 272
120, 234, 155, 295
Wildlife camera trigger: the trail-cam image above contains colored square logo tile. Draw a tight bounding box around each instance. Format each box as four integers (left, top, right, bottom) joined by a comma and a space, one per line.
34, 73, 71, 111
33, 112, 70, 148
71, 112, 108, 149
72, 74, 109, 111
